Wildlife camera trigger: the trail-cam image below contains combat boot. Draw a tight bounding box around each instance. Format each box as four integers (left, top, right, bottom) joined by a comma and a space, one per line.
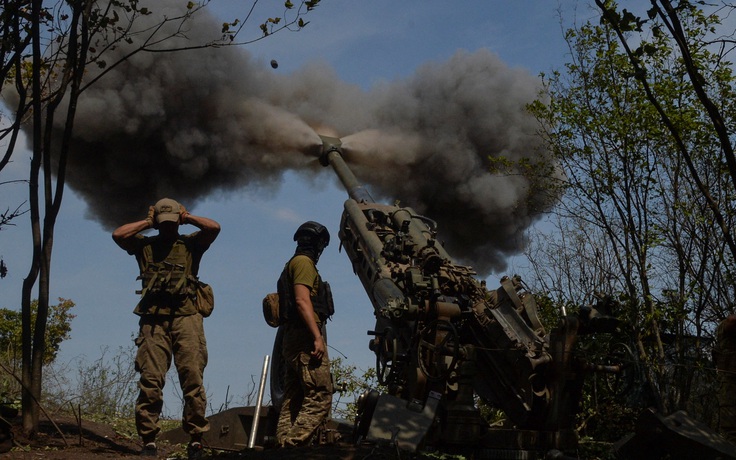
187, 441, 203, 460
140, 442, 157, 457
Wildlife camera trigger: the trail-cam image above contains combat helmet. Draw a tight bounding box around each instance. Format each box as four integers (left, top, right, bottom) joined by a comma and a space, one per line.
294, 221, 330, 263
294, 221, 330, 247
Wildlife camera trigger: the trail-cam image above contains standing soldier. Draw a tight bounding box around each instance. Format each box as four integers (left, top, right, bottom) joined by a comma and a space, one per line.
112, 198, 220, 459
276, 221, 334, 446
715, 314, 736, 444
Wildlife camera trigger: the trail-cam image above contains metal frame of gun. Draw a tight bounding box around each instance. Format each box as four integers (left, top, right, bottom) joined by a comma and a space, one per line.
318, 135, 624, 455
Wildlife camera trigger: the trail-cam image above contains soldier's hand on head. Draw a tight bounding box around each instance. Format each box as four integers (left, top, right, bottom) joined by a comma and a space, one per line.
146, 206, 157, 229
179, 204, 189, 224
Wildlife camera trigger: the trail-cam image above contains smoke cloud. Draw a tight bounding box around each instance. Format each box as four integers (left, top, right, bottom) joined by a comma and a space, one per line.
26, 1, 557, 275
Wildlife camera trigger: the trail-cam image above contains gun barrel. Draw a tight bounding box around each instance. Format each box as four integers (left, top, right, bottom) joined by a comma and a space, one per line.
319, 135, 374, 203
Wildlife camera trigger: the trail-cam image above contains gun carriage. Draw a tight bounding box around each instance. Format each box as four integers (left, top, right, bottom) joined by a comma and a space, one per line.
316, 135, 623, 456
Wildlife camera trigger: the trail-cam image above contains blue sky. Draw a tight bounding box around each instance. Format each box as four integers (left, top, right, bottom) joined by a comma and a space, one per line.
0, 1, 611, 415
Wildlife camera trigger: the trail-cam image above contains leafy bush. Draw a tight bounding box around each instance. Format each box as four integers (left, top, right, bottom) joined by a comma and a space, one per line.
0, 298, 75, 405
331, 356, 379, 421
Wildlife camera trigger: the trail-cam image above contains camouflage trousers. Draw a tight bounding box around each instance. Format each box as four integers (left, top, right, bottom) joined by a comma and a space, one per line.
134, 313, 209, 443
276, 322, 333, 447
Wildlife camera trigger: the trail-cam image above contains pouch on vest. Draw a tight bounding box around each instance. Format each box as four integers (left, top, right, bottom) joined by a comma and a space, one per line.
194, 280, 215, 317
262, 292, 280, 327
137, 261, 189, 298
313, 280, 335, 322
275, 264, 294, 324
136, 239, 193, 300
262, 262, 297, 328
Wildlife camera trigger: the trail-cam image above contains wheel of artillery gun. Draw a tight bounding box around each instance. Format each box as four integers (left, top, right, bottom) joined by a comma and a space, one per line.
270, 325, 287, 409
352, 389, 380, 444
375, 328, 398, 386
417, 319, 460, 381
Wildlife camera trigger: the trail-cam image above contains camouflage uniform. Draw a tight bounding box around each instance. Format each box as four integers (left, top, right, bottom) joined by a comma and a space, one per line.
276, 255, 333, 446
135, 313, 208, 440
715, 316, 736, 443
128, 233, 211, 443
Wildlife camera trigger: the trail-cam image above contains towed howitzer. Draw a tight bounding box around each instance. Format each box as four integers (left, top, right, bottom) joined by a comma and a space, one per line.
318, 135, 623, 455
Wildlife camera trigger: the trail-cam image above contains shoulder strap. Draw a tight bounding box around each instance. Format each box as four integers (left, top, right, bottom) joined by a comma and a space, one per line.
276, 256, 297, 323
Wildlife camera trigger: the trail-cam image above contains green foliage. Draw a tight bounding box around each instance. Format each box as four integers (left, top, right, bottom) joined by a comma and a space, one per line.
577, 438, 617, 460
331, 356, 380, 421
475, 396, 507, 428
0, 299, 74, 406
576, 374, 642, 441
525, 0, 735, 432
258, 0, 319, 38
0, 298, 75, 368
486, 153, 562, 214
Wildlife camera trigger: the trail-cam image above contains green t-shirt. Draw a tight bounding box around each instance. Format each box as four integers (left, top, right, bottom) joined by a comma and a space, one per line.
288, 254, 320, 297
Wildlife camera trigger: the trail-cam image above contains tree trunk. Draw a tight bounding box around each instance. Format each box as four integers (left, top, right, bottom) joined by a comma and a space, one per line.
20, 0, 44, 435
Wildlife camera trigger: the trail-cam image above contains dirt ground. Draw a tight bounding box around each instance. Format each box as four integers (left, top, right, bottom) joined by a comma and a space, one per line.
3, 414, 406, 460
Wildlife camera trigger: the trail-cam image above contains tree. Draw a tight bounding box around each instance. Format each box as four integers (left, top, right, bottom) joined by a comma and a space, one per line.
0, 299, 75, 364
0, 298, 74, 401
594, 0, 736, 260
525, 0, 733, 422
0, 0, 319, 435
590, 1, 736, 293
0, 201, 27, 279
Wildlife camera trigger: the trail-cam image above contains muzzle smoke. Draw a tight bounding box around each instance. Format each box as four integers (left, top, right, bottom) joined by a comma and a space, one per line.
14, 1, 558, 275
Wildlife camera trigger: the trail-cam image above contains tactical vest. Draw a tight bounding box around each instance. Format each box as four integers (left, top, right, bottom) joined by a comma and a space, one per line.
278, 256, 334, 324
276, 264, 295, 324
313, 279, 335, 322
137, 238, 196, 303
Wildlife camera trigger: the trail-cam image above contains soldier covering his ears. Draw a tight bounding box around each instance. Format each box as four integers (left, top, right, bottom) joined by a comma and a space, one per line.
112, 198, 220, 459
